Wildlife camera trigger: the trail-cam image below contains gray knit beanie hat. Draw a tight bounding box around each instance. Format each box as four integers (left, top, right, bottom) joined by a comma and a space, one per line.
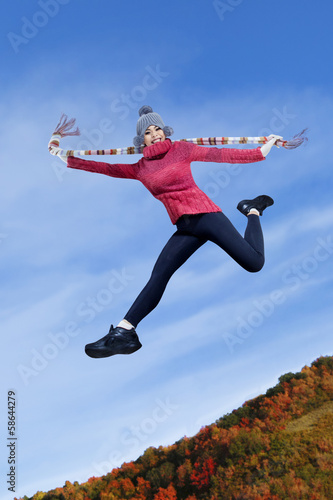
133, 105, 174, 146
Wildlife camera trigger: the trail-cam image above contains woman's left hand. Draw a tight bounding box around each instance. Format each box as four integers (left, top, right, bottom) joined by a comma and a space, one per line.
267, 134, 283, 146
261, 134, 283, 157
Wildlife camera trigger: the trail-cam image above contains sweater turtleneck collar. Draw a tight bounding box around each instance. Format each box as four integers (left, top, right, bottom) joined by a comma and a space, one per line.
143, 138, 172, 159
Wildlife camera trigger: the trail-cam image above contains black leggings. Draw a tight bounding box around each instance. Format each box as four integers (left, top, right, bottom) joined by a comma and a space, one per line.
125, 212, 265, 328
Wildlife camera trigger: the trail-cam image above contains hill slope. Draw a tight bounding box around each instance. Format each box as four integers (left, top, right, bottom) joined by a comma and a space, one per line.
17, 355, 333, 500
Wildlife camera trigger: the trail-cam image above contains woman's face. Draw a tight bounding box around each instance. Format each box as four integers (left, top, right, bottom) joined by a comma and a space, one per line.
144, 125, 166, 146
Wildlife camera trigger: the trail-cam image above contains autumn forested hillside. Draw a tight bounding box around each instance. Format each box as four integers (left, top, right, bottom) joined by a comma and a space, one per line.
18, 356, 333, 500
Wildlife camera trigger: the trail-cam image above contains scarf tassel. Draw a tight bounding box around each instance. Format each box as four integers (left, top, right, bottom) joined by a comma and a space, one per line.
280, 128, 308, 150
53, 113, 80, 138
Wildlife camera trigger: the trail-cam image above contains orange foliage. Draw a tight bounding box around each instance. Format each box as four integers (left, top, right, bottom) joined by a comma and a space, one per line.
153, 484, 177, 500
190, 457, 216, 488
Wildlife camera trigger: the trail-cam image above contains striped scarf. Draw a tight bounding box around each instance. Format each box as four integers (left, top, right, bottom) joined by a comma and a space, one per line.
48, 114, 308, 157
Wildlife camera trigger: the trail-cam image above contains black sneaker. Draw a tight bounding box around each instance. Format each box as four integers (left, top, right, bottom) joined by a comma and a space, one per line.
85, 325, 142, 358
237, 195, 274, 216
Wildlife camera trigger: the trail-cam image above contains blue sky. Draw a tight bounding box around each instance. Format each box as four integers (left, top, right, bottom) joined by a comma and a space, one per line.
1, 0, 333, 498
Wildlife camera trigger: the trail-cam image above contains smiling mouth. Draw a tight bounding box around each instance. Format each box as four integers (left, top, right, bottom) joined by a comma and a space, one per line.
152, 138, 161, 143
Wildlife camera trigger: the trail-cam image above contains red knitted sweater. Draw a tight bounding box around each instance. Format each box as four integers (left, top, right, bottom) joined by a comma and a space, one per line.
67, 139, 265, 224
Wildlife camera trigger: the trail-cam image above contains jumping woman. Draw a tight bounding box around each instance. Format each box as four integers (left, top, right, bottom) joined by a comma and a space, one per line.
53, 106, 284, 358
